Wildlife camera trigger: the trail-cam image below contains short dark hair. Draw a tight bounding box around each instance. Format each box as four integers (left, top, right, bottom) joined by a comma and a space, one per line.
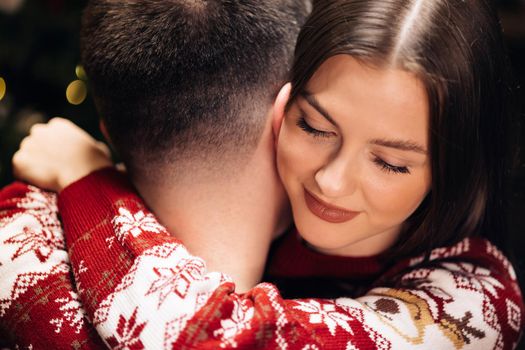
290, 0, 516, 258
80, 0, 310, 177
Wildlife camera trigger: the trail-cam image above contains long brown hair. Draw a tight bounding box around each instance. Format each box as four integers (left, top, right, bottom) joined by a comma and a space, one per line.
289, 0, 516, 258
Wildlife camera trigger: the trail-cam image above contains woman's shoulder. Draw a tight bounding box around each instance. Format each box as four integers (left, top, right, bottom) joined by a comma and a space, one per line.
378, 237, 523, 300
359, 237, 524, 348
400, 237, 518, 280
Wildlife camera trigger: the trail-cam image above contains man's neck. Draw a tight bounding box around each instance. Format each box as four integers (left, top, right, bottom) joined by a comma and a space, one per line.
133, 128, 291, 292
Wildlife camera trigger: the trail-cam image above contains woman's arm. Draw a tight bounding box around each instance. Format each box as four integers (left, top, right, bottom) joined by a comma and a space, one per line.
57, 168, 525, 349
0, 182, 106, 349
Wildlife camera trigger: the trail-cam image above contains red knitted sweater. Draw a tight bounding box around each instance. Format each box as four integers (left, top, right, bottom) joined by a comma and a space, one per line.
0, 168, 523, 349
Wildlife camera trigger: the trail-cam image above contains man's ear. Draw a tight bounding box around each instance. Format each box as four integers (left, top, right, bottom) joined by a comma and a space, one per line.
272, 83, 291, 140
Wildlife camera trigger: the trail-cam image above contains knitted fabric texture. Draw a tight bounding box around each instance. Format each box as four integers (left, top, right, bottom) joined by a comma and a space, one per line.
0, 168, 523, 349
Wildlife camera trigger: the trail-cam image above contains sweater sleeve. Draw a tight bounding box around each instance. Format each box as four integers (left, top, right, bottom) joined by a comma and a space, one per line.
0, 182, 106, 349
58, 168, 525, 350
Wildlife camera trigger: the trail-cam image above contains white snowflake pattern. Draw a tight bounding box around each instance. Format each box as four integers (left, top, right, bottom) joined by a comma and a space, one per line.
112, 207, 166, 242
105, 236, 115, 249
77, 260, 88, 274
145, 258, 206, 306
214, 298, 255, 348
445, 262, 504, 298
17, 187, 58, 215
3, 224, 64, 263
293, 300, 353, 336
49, 291, 87, 334
1, 187, 64, 263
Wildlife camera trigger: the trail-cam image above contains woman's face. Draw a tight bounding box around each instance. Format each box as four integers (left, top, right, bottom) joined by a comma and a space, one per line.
276, 55, 431, 256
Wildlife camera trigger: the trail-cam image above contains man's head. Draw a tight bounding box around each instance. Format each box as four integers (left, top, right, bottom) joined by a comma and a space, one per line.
80, 0, 310, 182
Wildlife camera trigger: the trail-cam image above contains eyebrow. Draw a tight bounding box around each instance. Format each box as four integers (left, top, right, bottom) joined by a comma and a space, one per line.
370, 139, 427, 154
301, 90, 338, 127
301, 90, 427, 155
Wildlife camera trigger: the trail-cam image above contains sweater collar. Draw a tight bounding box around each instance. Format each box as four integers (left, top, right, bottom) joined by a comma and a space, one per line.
265, 229, 389, 280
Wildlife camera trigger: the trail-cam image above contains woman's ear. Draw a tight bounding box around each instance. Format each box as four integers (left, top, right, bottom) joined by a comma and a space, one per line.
272, 83, 291, 140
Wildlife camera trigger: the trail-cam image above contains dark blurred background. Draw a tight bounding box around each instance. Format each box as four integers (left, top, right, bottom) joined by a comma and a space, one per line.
0, 0, 524, 346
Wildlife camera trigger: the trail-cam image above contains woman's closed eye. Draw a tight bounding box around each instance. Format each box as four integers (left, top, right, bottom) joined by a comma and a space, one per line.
373, 157, 410, 174
296, 116, 335, 138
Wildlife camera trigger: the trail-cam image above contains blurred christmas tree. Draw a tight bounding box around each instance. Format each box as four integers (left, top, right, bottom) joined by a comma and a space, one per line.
0, 0, 101, 187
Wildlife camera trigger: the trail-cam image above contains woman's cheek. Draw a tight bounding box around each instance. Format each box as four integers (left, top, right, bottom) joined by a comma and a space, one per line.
278, 119, 337, 190
277, 126, 306, 173
362, 171, 428, 224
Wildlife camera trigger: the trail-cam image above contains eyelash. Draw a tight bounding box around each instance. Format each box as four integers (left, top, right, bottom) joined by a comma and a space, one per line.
296, 115, 410, 175
296, 117, 333, 138
373, 157, 410, 174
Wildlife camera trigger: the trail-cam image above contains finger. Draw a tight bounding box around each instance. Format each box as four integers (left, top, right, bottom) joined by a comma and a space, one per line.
18, 135, 40, 152
29, 122, 46, 135
48, 117, 67, 125
12, 151, 30, 180
49, 117, 77, 131
18, 136, 31, 150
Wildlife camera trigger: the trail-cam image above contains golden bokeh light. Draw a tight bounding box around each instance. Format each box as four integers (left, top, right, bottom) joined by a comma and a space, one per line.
75, 65, 87, 81
66, 79, 87, 105
0, 77, 6, 101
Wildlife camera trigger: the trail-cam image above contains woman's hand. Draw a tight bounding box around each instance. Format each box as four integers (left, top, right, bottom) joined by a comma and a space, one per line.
12, 117, 113, 192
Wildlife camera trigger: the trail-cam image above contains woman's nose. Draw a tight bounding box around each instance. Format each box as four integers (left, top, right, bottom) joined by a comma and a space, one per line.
314, 155, 357, 198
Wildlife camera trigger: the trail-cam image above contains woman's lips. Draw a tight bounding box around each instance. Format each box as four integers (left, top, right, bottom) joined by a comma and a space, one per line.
304, 189, 359, 223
